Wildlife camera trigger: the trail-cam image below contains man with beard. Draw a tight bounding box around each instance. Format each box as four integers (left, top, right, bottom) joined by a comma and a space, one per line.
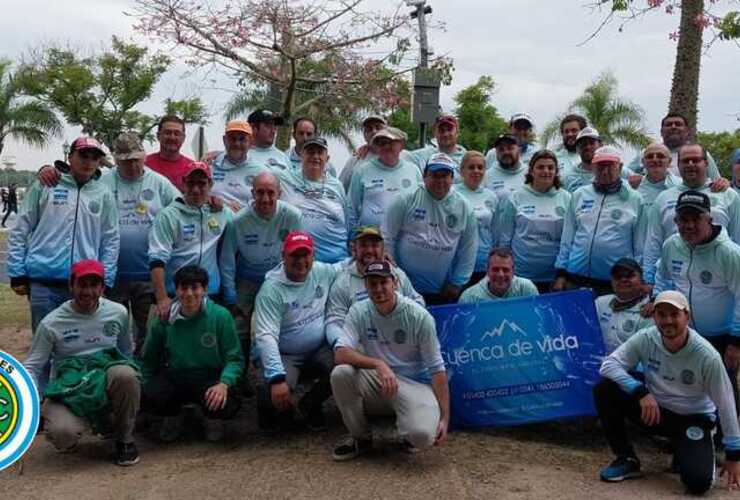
330, 260, 449, 460
643, 144, 740, 285
325, 226, 424, 347
555, 114, 588, 173
246, 109, 291, 172
594, 290, 740, 494
458, 248, 538, 303
484, 134, 528, 202
383, 153, 478, 305
554, 146, 646, 296
253, 231, 338, 431
404, 114, 467, 181
562, 127, 602, 193
24, 259, 140, 466
627, 113, 721, 179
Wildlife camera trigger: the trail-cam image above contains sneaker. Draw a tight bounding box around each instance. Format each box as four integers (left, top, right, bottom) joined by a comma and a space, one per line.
398, 439, 420, 455
600, 456, 642, 482
115, 441, 140, 466
332, 436, 372, 462
204, 418, 225, 442
159, 415, 183, 443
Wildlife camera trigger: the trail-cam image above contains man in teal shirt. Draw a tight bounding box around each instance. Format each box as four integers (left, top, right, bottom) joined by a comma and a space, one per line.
459, 248, 538, 303
331, 260, 449, 460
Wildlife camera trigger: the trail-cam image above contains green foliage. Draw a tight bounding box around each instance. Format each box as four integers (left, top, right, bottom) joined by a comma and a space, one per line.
697, 129, 740, 177
0, 59, 62, 157
453, 76, 508, 152
0, 167, 37, 188
540, 72, 650, 150
718, 11, 740, 40
16, 37, 208, 150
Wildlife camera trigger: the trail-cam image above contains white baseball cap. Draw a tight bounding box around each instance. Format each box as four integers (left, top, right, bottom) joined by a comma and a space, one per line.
654, 290, 690, 312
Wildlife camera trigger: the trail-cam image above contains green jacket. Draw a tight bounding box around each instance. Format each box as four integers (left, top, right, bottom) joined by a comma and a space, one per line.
141, 300, 244, 387
45, 348, 139, 433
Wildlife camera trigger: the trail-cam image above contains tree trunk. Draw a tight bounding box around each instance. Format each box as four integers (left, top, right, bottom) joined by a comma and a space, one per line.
669, 0, 704, 140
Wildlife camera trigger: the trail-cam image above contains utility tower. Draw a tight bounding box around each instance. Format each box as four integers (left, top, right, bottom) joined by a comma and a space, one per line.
407, 0, 440, 149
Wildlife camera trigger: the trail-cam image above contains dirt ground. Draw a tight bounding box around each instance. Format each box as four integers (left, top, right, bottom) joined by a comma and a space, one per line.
1, 326, 737, 499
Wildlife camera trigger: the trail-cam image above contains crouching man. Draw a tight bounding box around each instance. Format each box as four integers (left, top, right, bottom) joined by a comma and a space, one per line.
140, 265, 244, 442
330, 260, 450, 461
594, 290, 740, 494
23, 259, 140, 466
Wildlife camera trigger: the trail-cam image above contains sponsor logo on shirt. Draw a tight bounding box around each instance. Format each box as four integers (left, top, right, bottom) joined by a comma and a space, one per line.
87, 200, 101, 214
182, 223, 196, 240
207, 217, 221, 233
681, 369, 695, 385
201, 332, 217, 348
555, 206, 566, 216
141, 189, 155, 201
103, 321, 120, 338
412, 208, 426, 221
611, 209, 622, 220
315, 285, 324, 299
244, 234, 259, 245
700, 270, 713, 284
394, 329, 407, 344
402, 179, 412, 189
367, 327, 379, 341
578, 199, 595, 213
85, 336, 102, 344
671, 260, 683, 275
521, 204, 536, 215
446, 214, 458, 228
213, 171, 226, 182
52, 188, 69, 206
622, 320, 635, 332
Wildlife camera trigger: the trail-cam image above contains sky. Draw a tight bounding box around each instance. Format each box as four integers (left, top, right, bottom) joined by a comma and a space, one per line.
1, 0, 739, 171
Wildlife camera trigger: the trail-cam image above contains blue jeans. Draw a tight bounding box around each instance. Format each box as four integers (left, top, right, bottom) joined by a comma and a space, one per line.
29, 282, 71, 394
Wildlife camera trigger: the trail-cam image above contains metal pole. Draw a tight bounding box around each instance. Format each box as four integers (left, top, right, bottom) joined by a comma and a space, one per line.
416, 2, 429, 149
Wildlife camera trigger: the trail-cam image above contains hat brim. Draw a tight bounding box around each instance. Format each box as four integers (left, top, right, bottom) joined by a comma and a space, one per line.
654, 299, 689, 311
75, 146, 106, 157
675, 204, 710, 214
285, 244, 313, 255
114, 152, 146, 161
363, 271, 393, 279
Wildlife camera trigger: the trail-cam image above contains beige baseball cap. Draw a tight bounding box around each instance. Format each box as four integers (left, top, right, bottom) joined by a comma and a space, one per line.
653, 290, 690, 312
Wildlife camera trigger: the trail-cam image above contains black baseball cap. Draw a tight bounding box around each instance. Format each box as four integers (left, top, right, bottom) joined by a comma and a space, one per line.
494, 134, 519, 148
363, 260, 392, 278
247, 109, 285, 125
302, 137, 328, 151
675, 190, 710, 214
611, 258, 642, 277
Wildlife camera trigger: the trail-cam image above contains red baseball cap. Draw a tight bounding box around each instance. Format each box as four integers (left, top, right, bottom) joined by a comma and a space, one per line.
70, 136, 107, 156
70, 259, 105, 281
183, 161, 213, 181
283, 231, 314, 255
435, 114, 458, 128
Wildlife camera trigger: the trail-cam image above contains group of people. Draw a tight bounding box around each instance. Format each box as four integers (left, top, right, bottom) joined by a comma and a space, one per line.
6, 107, 740, 494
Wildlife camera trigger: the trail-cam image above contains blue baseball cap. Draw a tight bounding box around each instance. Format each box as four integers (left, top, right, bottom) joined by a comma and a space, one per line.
424, 153, 456, 174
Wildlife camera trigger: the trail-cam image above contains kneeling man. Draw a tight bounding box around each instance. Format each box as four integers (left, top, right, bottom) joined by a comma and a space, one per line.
24, 259, 140, 466
141, 265, 244, 442
594, 290, 740, 494
330, 260, 449, 460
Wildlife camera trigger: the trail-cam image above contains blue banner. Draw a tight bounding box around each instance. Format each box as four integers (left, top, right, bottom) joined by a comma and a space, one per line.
429, 289, 605, 428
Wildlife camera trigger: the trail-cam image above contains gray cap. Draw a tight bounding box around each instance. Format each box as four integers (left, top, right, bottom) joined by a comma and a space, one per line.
576, 126, 601, 144
113, 132, 146, 161
371, 127, 408, 144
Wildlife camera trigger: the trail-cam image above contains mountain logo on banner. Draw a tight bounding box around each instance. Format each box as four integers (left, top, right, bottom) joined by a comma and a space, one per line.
482, 320, 527, 340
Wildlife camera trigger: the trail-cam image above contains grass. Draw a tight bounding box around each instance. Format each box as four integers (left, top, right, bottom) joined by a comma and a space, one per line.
0, 284, 31, 329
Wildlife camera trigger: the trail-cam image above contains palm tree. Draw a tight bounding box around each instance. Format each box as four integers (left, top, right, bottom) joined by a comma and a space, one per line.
0, 59, 62, 157
540, 71, 651, 151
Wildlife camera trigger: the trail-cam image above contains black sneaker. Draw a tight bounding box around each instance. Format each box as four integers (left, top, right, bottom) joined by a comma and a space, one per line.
115, 441, 140, 466
332, 436, 372, 461
599, 456, 642, 482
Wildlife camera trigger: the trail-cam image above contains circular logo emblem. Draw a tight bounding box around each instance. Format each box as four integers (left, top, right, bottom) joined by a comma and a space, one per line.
87, 200, 101, 214
611, 209, 622, 220
700, 270, 712, 284
207, 217, 221, 233
556, 206, 566, 217
681, 369, 695, 385
315, 285, 324, 299
200, 333, 217, 349
446, 214, 458, 228
103, 321, 120, 338
686, 426, 704, 441
140, 189, 155, 201
401, 179, 412, 189
622, 320, 635, 332
0, 351, 40, 471
394, 329, 407, 344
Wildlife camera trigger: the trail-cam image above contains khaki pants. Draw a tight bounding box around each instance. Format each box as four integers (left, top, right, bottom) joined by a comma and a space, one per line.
107, 280, 155, 356
43, 365, 140, 450
330, 365, 440, 449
